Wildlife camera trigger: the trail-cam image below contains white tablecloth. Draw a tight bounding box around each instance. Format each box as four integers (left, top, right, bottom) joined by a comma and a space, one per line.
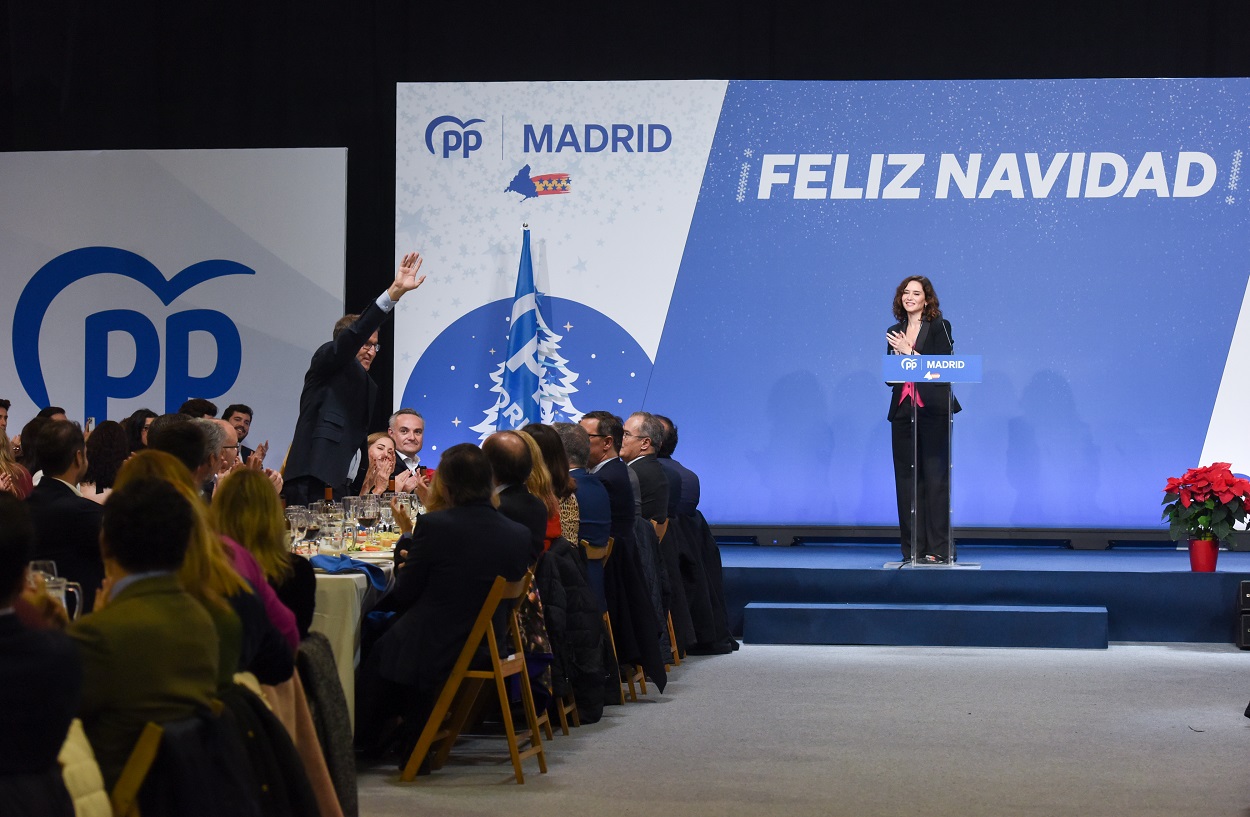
310, 561, 393, 730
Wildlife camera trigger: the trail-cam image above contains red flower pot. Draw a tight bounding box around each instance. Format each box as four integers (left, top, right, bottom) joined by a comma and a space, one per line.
1188, 538, 1219, 572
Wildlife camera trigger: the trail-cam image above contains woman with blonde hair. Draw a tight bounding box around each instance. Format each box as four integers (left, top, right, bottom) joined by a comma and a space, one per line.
522, 423, 580, 545
213, 468, 316, 640
114, 451, 295, 685
357, 431, 396, 496
0, 434, 33, 499
517, 429, 563, 551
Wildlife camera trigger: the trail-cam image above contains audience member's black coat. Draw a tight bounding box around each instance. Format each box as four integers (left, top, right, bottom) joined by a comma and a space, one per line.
274, 555, 316, 641
495, 483, 548, 558
534, 538, 605, 723
627, 454, 669, 523
24, 478, 105, 612
0, 614, 82, 779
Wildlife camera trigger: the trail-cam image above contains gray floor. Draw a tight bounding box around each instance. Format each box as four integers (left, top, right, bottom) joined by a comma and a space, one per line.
358, 643, 1250, 816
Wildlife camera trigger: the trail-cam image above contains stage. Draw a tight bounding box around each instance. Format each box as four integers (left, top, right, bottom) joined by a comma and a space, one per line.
720, 544, 1250, 648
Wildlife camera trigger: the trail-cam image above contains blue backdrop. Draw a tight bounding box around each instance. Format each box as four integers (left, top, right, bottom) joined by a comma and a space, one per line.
649, 79, 1248, 528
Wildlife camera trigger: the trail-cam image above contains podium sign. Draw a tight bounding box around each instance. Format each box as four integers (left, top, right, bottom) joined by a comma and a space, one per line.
882, 354, 983, 384
882, 354, 982, 569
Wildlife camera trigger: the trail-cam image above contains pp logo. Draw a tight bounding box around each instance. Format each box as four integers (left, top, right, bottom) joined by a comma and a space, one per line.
901, 357, 918, 370
12, 247, 254, 421
425, 115, 485, 158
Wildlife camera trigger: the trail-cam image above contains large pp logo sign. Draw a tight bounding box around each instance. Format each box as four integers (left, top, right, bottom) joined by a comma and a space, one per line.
425, 115, 485, 158
12, 247, 255, 420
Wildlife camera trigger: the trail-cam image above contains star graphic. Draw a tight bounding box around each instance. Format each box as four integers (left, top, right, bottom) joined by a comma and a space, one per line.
452, 417, 462, 427
489, 348, 496, 355
563, 322, 573, 331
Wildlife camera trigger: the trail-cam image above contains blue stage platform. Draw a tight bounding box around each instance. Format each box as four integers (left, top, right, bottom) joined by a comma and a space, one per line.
720, 544, 1250, 647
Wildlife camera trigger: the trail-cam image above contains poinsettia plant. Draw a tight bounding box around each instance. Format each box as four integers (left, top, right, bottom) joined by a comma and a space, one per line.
1161, 462, 1250, 543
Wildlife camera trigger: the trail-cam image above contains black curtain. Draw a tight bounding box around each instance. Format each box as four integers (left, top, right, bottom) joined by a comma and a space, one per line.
4, 0, 1249, 407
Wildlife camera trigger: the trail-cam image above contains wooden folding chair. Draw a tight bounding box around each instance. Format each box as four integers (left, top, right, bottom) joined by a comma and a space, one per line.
111, 722, 164, 817
581, 537, 647, 703
400, 572, 547, 784
666, 610, 682, 668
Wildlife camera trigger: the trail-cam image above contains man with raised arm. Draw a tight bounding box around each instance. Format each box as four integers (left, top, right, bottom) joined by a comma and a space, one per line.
283, 253, 426, 505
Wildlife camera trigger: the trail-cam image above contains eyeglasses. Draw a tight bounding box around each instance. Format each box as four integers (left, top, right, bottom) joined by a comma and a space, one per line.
362, 343, 381, 353
222, 445, 239, 451
587, 433, 609, 439
622, 431, 649, 441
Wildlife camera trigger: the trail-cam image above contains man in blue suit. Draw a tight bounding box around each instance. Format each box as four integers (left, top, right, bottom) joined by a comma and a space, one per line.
554, 422, 610, 547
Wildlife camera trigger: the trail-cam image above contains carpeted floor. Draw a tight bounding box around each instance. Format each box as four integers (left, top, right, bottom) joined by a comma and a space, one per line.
357, 643, 1250, 816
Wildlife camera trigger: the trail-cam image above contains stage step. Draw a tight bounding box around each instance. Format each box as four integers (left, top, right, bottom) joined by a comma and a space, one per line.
743, 602, 1109, 649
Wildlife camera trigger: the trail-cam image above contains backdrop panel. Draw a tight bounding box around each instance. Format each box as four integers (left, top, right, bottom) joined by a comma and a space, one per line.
0, 149, 347, 465
394, 79, 1250, 529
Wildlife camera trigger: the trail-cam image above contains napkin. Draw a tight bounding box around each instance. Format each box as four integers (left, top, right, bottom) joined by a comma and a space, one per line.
310, 554, 391, 591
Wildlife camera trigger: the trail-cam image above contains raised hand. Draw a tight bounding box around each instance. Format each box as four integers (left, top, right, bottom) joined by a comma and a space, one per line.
389, 251, 426, 299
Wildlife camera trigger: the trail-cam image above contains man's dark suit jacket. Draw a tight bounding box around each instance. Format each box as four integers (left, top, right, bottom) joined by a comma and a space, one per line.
0, 614, 82, 776
25, 478, 105, 612
496, 483, 549, 558
284, 302, 390, 492
627, 454, 670, 523
656, 457, 683, 520
239, 443, 255, 463
592, 457, 637, 549
373, 501, 531, 692
663, 455, 701, 516
569, 468, 611, 547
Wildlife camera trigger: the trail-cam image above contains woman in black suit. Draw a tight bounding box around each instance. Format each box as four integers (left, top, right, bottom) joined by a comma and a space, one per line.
886, 276, 960, 564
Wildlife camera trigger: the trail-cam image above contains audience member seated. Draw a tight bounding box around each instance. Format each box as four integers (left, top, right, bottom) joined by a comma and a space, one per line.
356, 431, 396, 496
223, 403, 265, 464
0, 431, 34, 499
355, 443, 532, 766
580, 411, 638, 551
13, 415, 50, 484
178, 397, 218, 418
67, 477, 219, 791
79, 420, 129, 505
0, 494, 82, 817
517, 428, 564, 550
147, 421, 300, 650
388, 408, 427, 480
25, 421, 105, 613
483, 430, 548, 558
554, 422, 611, 549
121, 407, 157, 455
115, 451, 295, 688
654, 414, 700, 515
213, 468, 317, 641
622, 411, 670, 526
524, 422, 581, 545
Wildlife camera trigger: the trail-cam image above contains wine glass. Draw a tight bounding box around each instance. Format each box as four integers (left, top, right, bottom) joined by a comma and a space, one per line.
286, 509, 309, 554
341, 498, 360, 551
28, 560, 57, 587
379, 500, 394, 534
358, 496, 380, 548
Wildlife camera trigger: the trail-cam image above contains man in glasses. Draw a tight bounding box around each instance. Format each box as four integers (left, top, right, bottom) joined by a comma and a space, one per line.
283, 252, 426, 506
621, 411, 669, 525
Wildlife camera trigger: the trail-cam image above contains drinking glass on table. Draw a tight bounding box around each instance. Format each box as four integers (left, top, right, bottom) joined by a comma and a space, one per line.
29, 560, 57, 584
286, 509, 309, 554
341, 498, 360, 551
379, 500, 394, 534
358, 496, 380, 547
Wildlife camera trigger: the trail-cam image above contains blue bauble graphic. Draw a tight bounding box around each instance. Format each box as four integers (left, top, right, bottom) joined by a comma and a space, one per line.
400, 297, 652, 463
